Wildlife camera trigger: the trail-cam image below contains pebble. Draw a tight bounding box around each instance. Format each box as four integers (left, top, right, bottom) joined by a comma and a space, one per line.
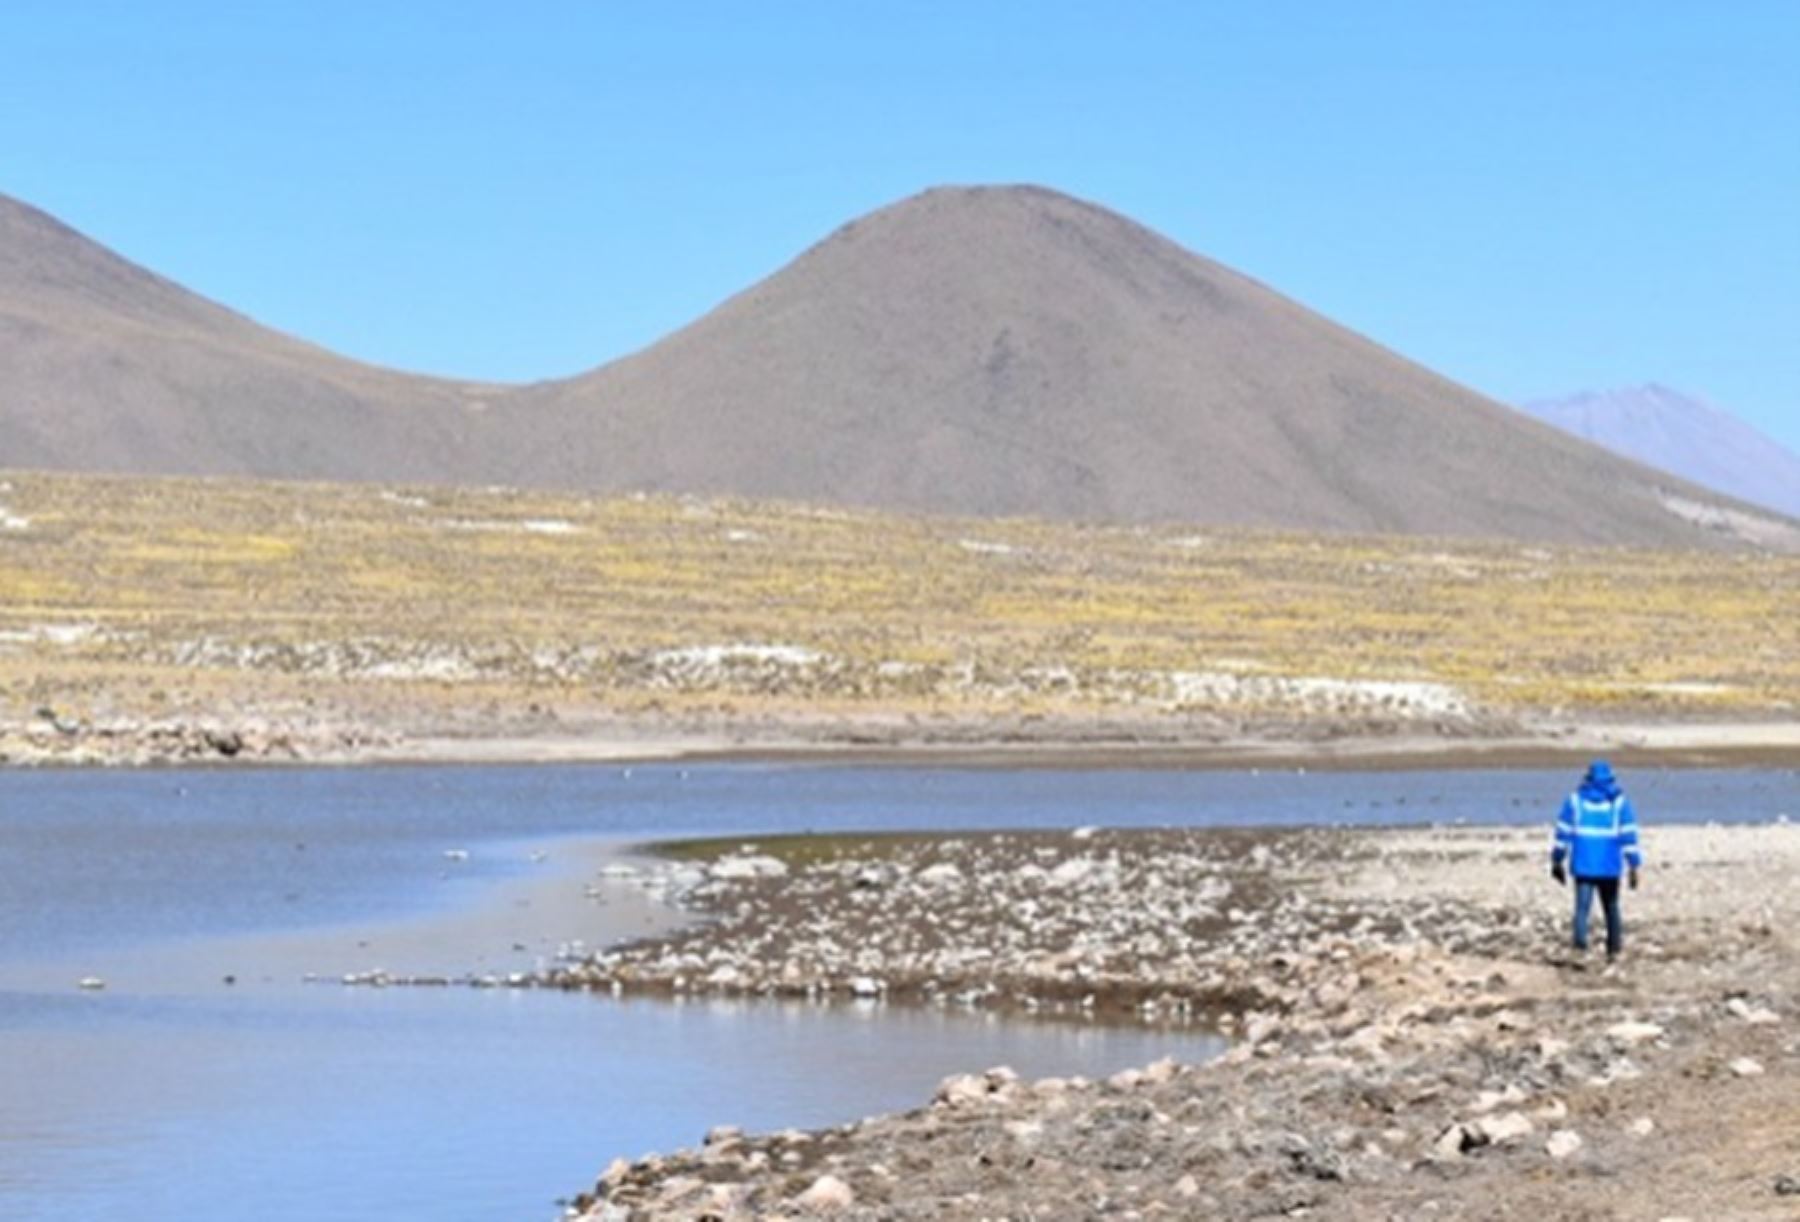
1468, 1085, 1525, 1114
709, 854, 789, 881
1726, 997, 1782, 1025
794, 1173, 855, 1212
1729, 1057, 1765, 1078
1431, 1124, 1474, 1159
1606, 1020, 1664, 1044
1473, 1111, 1534, 1145
915, 862, 963, 887
935, 1073, 997, 1108
1545, 1130, 1584, 1160
546, 825, 1800, 1220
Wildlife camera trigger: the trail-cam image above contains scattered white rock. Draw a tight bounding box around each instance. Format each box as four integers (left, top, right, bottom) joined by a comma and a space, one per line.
1048, 857, 1097, 886
1729, 1056, 1765, 1078
1003, 1120, 1044, 1147
794, 1173, 855, 1213
709, 854, 789, 881
933, 1067, 1017, 1109
1431, 1124, 1472, 1160
1606, 1020, 1665, 1045
1726, 997, 1782, 1025
1469, 1085, 1525, 1114
1473, 1111, 1535, 1146
1141, 1056, 1181, 1085
1545, 1129, 1585, 1160
1628, 1117, 1656, 1138
916, 862, 964, 888
934, 1073, 990, 1108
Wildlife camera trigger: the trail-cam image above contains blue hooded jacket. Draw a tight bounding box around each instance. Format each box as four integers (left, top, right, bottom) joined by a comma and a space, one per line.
1552, 760, 1643, 880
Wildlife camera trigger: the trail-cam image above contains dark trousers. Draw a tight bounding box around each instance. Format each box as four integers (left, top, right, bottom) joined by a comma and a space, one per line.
1573, 876, 1623, 957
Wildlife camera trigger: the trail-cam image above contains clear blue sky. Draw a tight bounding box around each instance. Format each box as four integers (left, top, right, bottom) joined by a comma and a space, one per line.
4, 1, 1797, 448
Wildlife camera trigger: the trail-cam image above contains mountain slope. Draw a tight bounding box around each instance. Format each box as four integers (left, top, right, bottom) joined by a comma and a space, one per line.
1521, 385, 1800, 519
0, 193, 498, 483
516, 186, 1773, 546
1, 184, 1789, 549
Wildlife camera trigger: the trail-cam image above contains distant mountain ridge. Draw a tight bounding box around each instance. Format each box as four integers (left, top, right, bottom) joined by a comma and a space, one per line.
2, 185, 1793, 550
1521, 385, 1800, 519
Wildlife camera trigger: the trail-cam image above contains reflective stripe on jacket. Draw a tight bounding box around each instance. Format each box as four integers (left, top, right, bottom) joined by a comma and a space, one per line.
1552, 791, 1643, 880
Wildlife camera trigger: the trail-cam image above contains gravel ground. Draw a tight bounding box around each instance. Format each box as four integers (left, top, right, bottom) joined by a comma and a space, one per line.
551, 817, 1800, 1220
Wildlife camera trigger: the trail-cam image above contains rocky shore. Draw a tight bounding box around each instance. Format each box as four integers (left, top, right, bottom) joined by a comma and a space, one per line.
558, 818, 1800, 1219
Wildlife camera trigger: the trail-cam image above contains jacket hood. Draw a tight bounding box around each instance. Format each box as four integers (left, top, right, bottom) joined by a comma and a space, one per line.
1580, 759, 1622, 801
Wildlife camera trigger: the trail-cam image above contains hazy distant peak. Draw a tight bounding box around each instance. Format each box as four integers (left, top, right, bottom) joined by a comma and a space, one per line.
1521, 385, 1800, 519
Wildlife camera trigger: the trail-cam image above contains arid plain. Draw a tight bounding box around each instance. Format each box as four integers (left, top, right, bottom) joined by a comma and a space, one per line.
1, 469, 1793, 768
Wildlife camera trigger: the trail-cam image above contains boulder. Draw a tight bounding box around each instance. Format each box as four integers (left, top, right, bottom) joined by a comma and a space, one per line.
934, 1073, 989, 1108
795, 1174, 855, 1213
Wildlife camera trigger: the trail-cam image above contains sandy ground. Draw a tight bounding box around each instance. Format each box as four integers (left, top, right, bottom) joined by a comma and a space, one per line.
549, 818, 1800, 1220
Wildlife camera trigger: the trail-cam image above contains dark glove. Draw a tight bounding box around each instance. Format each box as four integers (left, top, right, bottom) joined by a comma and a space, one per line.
1629, 867, 1639, 891
1551, 860, 1567, 886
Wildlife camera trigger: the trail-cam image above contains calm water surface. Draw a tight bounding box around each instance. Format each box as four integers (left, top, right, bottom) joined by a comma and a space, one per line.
1, 764, 1792, 1220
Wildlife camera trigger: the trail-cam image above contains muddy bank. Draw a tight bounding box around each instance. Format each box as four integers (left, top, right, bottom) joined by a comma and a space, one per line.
3, 701, 1796, 770
563, 819, 1800, 1219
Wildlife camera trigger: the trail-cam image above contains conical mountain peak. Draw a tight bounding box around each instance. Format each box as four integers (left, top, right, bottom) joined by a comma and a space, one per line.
1, 186, 1789, 548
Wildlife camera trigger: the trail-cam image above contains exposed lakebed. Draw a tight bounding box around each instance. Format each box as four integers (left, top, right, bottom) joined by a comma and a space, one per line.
0, 764, 1789, 1219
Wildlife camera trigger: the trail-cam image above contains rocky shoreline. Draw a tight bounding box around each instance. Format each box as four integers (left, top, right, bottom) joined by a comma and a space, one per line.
555, 819, 1800, 1219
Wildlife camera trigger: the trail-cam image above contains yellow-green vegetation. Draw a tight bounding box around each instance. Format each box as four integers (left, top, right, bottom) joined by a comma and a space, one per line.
0, 470, 1794, 739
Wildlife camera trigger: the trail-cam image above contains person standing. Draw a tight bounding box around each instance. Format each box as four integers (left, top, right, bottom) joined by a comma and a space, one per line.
1551, 760, 1643, 961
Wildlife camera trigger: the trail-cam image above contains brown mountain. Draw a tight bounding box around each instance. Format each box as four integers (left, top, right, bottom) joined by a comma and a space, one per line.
2, 185, 1789, 547
0, 193, 496, 483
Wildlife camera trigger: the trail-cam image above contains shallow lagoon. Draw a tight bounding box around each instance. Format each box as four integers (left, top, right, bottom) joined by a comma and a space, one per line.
1, 764, 1791, 1219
